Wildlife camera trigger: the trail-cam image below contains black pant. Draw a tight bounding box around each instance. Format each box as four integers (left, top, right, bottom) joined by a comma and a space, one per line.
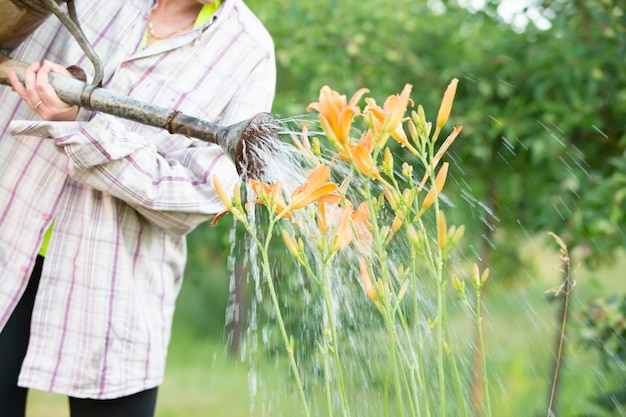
0, 256, 158, 417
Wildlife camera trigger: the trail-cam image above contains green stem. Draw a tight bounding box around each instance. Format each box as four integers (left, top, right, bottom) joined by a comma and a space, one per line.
321, 266, 351, 417
476, 287, 492, 417
433, 210, 446, 416
395, 325, 421, 417
436, 254, 469, 417
411, 250, 431, 417
412, 218, 442, 415
385, 311, 407, 417
362, 175, 407, 417
436, 278, 446, 416
321, 338, 335, 417
442, 277, 469, 417
258, 220, 310, 417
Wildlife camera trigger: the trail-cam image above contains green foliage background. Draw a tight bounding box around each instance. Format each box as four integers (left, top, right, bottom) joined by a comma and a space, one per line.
179, 0, 625, 334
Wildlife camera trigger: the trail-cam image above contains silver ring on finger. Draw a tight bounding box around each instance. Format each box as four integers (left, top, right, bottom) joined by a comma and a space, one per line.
34, 100, 44, 109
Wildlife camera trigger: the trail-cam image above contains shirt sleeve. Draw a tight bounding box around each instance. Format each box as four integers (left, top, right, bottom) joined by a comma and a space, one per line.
219, 49, 276, 124
10, 114, 240, 236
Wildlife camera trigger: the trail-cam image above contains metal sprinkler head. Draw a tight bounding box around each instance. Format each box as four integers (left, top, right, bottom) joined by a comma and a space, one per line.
214, 112, 279, 180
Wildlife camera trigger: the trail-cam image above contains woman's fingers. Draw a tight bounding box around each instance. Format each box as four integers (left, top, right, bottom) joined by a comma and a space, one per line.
23, 61, 42, 107
35, 62, 61, 108
7, 63, 42, 110
7, 70, 25, 96
7, 60, 79, 120
35, 60, 79, 121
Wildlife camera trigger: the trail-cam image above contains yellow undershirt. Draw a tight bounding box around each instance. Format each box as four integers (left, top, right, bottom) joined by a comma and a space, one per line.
38, 2, 221, 258
140, 2, 222, 50
39, 224, 52, 257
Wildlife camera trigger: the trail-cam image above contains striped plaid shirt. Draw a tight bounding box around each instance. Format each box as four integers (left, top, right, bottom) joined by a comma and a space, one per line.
0, 0, 275, 399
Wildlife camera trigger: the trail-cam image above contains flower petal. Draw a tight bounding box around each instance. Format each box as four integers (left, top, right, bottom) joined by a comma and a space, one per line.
290, 183, 340, 210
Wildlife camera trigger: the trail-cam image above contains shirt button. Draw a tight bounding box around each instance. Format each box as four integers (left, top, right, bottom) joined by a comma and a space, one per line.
20, 265, 28, 273
42, 213, 51, 220
121, 62, 128, 68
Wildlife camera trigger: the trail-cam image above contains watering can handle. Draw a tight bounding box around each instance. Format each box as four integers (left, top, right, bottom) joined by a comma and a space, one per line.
40, 0, 103, 89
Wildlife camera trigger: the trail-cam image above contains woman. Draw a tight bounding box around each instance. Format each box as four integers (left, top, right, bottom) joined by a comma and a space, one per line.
0, 0, 275, 415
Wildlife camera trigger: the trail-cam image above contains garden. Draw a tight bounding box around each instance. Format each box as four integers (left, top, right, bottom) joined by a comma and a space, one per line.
28, 0, 625, 416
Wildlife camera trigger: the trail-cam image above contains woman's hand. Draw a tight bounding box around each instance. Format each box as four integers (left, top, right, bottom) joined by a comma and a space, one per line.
7, 60, 79, 121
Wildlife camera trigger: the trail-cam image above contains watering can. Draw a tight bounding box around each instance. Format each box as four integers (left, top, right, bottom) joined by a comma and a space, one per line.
0, 0, 278, 179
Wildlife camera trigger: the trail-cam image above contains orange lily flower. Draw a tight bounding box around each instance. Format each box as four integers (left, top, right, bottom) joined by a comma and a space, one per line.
248, 180, 290, 218
329, 201, 354, 254
289, 164, 344, 210
352, 201, 370, 225
308, 86, 369, 150
249, 165, 343, 220
334, 130, 383, 181
363, 84, 413, 148
350, 202, 372, 253
316, 200, 371, 256
348, 141, 379, 179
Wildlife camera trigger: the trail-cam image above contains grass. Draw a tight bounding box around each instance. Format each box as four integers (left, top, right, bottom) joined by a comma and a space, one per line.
26, 334, 302, 417
26, 237, 626, 416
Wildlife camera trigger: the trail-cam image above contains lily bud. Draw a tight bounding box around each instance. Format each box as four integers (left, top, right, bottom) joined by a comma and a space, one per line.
231, 207, 246, 224
383, 187, 399, 210
452, 275, 464, 294
406, 224, 420, 247
402, 162, 413, 178
471, 263, 480, 289
312, 137, 322, 157
382, 147, 394, 176
420, 162, 449, 213
450, 225, 465, 247
281, 230, 300, 258
437, 211, 447, 250
481, 268, 490, 285
213, 175, 233, 210
408, 120, 419, 143
232, 182, 242, 208
397, 279, 410, 303
436, 78, 459, 129
391, 215, 403, 233
359, 257, 381, 311
417, 105, 426, 126
402, 188, 415, 207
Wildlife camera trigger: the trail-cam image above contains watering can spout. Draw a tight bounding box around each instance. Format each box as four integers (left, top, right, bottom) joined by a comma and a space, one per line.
214, 112, 278, 180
